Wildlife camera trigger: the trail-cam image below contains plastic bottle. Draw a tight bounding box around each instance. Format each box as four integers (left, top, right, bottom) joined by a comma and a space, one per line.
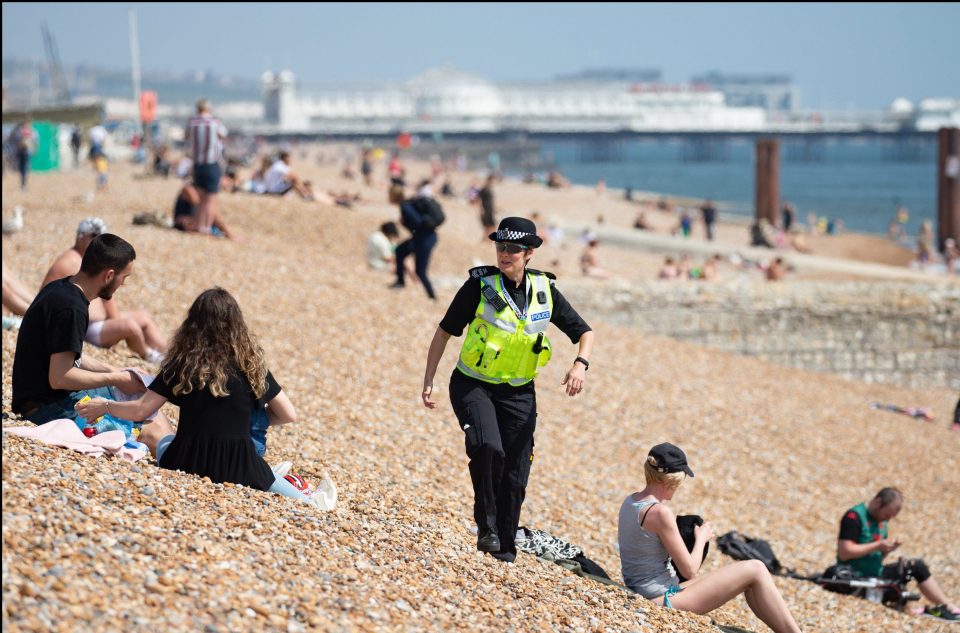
94, 414, 136, 438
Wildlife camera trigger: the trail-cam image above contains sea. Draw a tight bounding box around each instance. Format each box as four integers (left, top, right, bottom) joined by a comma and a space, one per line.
531, 137, 938, 237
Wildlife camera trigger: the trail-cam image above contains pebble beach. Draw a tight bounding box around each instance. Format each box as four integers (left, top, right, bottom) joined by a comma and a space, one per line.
2, 154, 958, 633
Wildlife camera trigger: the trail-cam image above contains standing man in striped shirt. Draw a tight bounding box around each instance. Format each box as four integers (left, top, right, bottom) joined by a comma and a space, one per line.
185, 99, 228, 233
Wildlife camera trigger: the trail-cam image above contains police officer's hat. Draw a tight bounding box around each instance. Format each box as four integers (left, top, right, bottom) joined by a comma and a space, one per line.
489, 217, 543, 248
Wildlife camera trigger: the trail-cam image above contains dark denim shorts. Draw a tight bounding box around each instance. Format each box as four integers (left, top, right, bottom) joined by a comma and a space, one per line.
192, 162, 221, 193
26, 387, 117, 429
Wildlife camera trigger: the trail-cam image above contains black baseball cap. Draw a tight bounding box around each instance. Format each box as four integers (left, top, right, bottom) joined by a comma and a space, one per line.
648, 443, 694, 478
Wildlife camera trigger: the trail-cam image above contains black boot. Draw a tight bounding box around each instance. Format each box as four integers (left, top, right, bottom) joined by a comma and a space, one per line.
476, 528, 501, 552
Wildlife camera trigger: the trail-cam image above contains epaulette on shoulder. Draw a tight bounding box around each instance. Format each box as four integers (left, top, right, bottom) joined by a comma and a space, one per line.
468, 265, 500, 279
526, 268, 557, 281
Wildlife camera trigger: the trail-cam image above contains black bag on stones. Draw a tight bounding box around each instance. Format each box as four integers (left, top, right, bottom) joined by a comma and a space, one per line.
717, 530, 782, 574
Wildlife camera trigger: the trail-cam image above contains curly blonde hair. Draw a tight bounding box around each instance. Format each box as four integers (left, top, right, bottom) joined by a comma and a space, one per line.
643, 456, 686, 490
160, 287, 267, 398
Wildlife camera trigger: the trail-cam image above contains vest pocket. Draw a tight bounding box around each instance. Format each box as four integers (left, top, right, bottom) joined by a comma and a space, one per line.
536, 335, 552, 368
460, 342, 483, 368
479, 341, 502, 372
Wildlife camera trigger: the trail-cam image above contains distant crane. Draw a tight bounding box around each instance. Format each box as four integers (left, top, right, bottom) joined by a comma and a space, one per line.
41, 22, 71, 104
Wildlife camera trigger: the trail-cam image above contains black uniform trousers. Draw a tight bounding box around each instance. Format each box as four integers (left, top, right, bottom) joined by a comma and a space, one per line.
449, 369, 536, 555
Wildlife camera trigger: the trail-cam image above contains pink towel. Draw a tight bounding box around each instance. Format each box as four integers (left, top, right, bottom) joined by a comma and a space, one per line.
4, 419, 148, 462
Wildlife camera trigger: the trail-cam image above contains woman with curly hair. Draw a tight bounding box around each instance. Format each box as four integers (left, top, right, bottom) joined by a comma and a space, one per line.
76, 287, 335, 510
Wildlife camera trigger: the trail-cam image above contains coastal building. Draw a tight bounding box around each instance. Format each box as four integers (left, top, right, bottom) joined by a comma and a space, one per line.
259, 65, 767, 134
690, 71, 798, 111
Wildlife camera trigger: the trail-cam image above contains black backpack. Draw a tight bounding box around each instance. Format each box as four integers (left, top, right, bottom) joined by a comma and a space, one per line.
716, 530, 782, 574
413, 196, 446, 229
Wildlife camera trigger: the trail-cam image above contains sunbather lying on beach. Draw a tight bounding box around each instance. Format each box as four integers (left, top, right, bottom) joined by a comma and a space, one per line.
76, 287, 335, 510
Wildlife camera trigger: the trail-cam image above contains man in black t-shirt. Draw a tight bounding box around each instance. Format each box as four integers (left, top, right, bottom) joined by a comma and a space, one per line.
12, 234, 174, 453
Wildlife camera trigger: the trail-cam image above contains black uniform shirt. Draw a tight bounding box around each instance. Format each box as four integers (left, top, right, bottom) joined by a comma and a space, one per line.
439, 268, 591, 344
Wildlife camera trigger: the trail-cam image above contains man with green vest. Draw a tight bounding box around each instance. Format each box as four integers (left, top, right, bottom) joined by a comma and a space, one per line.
836, 487, 958, 622
422, 217, 594, 562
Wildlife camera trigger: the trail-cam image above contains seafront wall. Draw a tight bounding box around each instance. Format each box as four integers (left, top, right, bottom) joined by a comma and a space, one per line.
565, 281, 959, 390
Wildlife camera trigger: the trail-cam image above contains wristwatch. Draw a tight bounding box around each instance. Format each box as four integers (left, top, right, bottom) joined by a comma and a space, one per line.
574, 356, 589, 371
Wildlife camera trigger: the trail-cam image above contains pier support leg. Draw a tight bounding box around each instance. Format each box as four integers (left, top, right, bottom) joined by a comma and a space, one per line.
755, 138, 780, 227
937, 127, 959, 252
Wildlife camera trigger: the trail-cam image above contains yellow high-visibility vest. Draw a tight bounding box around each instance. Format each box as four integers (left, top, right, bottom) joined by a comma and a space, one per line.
456, 270, 553, 386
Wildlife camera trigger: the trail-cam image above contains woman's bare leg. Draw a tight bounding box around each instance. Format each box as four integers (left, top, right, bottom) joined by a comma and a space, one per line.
668, 560, 801, 633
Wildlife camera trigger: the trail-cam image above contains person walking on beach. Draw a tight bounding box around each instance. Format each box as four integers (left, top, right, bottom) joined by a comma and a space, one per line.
76, 287, 336, 511
421, 217, 594, 562
391, 182, 441, 300
781, 202, 795, 233
9, 120, 35, 190
618, 443, 802, 632
70, 126, 82, 169
477, 174, 497, 241
675, 208, 693, 238
360, 149, 373, 186
88, 123, 108, 162
700, 199, 717, 241
185, 99, 228, 233
11, 233, 175, 454
916, 220, 935, 269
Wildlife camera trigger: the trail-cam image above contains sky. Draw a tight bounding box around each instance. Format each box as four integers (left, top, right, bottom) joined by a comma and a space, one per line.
2, 2, 959, 110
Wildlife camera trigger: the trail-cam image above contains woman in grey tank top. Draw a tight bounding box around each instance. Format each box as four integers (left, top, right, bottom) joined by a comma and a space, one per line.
617, 443, 802, 633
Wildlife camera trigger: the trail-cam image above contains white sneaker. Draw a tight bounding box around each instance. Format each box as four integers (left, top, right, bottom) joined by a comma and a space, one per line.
306, 473, 337, 511
271, 461, 293, 478
145, 349, 165, 364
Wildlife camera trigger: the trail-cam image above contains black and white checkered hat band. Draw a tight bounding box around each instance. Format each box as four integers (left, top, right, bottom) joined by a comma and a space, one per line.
495, 229, 534, 241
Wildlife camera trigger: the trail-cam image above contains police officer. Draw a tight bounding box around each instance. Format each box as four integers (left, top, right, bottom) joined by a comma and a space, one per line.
422, 217, 594, 562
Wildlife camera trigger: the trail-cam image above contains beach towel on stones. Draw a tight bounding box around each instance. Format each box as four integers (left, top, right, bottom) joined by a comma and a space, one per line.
516, 526, 582, 559
3, 419, 148, 462
717, 531, 782, 574
516, 527, 614, 584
